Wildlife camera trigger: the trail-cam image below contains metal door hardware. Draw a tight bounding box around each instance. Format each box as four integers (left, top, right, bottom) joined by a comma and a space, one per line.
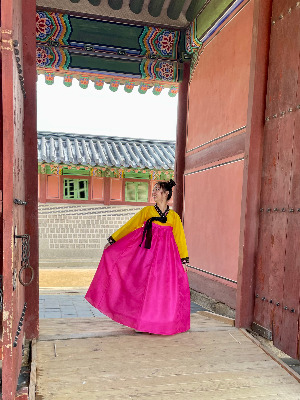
13, 198, 27, 205
14, 234, 34, 286
13, 303, 27, 347
259, 207, 300, 212
13, 269, 17, 291
255, 295, 296, 313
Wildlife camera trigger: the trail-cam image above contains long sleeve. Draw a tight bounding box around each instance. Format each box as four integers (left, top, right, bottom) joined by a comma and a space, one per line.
110, 207, 147, 242
172, 213, 189, 262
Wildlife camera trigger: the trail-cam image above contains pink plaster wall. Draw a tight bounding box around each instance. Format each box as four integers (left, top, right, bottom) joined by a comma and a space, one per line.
187, 0, 254, 152
46, 175, 60, 199
184, 158, 244, 283
110, 178, 122, 200
91, 177, 104, 200
183, 1, 254, 302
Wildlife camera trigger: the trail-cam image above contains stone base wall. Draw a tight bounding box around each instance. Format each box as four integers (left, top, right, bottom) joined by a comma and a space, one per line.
39, 203, 142, 268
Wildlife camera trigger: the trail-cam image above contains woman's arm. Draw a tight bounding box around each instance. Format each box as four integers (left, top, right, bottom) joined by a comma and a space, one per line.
172, 213, 189, 263
108, 207, 147, 243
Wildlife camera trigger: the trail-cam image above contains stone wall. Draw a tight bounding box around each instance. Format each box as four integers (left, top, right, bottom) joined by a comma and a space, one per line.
39, 203, 142, 268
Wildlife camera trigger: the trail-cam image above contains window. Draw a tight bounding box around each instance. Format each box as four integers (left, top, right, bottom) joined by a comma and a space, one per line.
125, 182, 148, 202
64, 179, 88, 200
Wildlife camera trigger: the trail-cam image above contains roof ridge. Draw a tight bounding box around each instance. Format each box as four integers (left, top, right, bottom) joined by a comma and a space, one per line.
37, 131, 175, 144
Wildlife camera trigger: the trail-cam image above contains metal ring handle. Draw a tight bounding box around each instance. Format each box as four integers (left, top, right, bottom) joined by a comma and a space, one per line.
19, 265, 34, 286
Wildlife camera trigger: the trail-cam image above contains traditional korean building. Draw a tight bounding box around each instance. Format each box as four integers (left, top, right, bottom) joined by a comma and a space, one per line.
38, 132, 175, 205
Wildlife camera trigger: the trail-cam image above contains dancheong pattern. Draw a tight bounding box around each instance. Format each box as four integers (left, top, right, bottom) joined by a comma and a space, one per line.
140, 60, 177, 82
36, 45, 70, 69
36, 11, 71, 45
35, 11, 179, 94
139, 27, 179, 59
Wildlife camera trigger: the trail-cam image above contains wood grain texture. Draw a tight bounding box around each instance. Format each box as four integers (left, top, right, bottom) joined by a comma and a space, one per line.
35, 314, 300, 399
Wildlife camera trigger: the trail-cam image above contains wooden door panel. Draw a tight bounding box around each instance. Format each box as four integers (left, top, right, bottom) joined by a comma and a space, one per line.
277, 112, 300, 358
277, 216, 299, 358
1, 0, 28, 397
260, 118, 292, 207
265, 6, 300, 117
272, 0, 299, 20
254, 213, 273, 330
254, 1, 300, 359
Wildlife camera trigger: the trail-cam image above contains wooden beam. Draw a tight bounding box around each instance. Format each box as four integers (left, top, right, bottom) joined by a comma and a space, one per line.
235, 0, 272, 329
104, 177, 111, 205
173, 63, 189, 219
23, 0, 39, 339
185, 132, 246, 172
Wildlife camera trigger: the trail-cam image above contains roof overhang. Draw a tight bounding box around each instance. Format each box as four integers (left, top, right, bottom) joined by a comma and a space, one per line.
36, 0, 247, 96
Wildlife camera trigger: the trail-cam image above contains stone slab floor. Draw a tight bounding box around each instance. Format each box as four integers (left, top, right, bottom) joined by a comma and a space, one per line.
39, 291, 205, 319
35, 310, 300, 400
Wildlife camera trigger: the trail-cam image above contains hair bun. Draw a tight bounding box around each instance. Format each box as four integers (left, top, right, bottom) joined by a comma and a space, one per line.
168, 179, 176, 188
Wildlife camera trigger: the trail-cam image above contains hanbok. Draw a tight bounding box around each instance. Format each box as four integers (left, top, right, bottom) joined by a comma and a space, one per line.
85, 205, 190, 335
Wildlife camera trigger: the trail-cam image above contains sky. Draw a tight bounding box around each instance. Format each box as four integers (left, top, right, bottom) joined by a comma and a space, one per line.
37, 75, 178, 141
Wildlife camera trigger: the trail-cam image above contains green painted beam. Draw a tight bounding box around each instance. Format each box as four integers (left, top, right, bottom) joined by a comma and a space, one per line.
70, 53, 141, 74
69, 17, 143, 50
196, 0, 235, 39
185, 0, 207, 22
148, 0, 165, 18
129, 0, 144, 14
167, 0, 186, 20
108, 0, 123, 10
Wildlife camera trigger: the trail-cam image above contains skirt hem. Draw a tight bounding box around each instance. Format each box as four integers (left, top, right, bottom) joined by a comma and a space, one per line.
85, 294, 190, 336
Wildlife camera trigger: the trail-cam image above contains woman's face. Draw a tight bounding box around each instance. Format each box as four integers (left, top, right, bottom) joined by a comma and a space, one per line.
152, 184, 168, 202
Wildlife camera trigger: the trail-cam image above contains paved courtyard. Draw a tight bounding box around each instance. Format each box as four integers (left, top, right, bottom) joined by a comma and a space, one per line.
39, 291, 206, 319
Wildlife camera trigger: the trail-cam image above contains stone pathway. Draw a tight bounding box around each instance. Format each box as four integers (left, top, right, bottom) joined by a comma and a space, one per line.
39, 292, 205, 319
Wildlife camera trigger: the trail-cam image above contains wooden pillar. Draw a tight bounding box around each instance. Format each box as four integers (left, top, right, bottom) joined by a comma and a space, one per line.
39, 173, 47, 203
235, 0, 272, 328
104, 177, 111, 205
173, 63, 189, 219
23, 0, 39, 339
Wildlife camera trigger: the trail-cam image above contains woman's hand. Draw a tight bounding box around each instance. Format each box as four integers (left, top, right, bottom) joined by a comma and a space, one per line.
183, 264, 188, 273
104, 243, 110, 250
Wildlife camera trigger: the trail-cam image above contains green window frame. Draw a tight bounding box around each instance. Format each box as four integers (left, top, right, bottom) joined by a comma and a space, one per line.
62, 167, 90, 176
124, 171, 150, 179
63, 178, 89, 200
125, 181, 149, 202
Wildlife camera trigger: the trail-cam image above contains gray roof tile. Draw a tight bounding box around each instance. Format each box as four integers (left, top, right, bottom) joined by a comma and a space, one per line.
38, 132, 175, 170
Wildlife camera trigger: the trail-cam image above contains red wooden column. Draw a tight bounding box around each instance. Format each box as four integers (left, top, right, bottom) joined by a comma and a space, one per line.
23, 0, 39, 339
173, 63, 190, 220
39, 174, 47, 203
235, 0, 272, 328
104, 177, 111, 205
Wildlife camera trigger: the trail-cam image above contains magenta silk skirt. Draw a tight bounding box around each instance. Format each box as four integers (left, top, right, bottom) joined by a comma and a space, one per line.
85, 223, 190, 335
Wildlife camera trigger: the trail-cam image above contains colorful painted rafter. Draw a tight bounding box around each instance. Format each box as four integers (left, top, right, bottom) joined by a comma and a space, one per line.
199, 0, 245, 43
185, 0, 247, 80
36, 11, 181, 95
39, 163, 174, 180
139, 27, 179, 59
36, 11, 71, 45
37, 68, 179, 97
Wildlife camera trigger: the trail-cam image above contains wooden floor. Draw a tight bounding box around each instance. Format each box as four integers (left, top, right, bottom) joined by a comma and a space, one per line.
35, 313, 300, 400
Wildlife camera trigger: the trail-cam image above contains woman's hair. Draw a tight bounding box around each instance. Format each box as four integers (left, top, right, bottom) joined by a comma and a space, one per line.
155, 179, 176, 200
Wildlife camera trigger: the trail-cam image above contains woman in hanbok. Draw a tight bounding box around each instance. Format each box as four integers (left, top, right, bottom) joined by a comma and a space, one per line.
85, 180, 190, 335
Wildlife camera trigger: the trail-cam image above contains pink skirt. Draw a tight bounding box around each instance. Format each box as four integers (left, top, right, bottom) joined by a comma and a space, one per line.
85, 223, 190, 335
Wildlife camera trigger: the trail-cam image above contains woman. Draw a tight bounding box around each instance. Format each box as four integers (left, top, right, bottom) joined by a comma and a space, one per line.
85, 179, 190, 335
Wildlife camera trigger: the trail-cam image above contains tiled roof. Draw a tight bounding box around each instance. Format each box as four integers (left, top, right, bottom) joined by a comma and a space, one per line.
37, 0, 202, 28
38, 132, 175, 170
